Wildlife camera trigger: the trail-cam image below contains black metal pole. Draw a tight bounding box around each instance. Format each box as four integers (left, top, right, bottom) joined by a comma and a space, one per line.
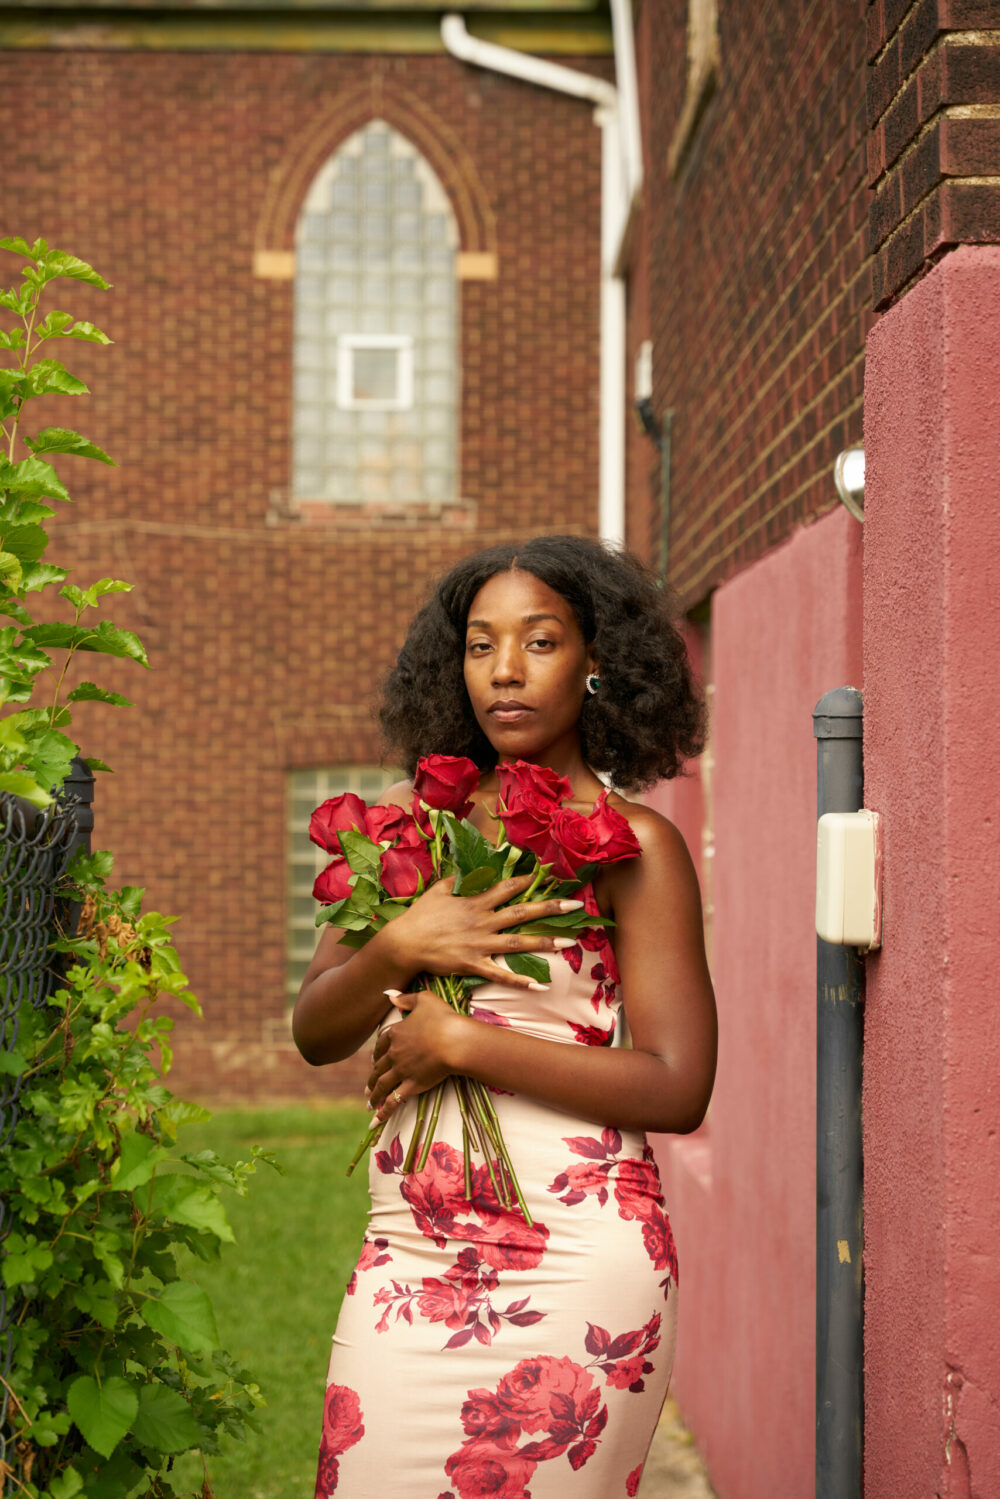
813, 688, 864, 1499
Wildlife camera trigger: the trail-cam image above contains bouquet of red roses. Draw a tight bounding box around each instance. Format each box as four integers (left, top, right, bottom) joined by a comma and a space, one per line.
309, 754, 640, 1224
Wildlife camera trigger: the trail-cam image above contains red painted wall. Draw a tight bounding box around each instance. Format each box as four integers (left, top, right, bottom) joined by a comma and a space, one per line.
649, 504, 862, 1499
863, 246, 1000, 1496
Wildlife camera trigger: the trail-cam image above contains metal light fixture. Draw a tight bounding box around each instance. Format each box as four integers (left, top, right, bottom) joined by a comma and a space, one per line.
834, 445, 865, 522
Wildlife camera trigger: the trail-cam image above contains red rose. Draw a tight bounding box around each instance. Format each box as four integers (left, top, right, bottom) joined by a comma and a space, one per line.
413, 754, 480, 817
641, 1208, 679, 1281
460, 1390, 518, 1441
497, 791, 562, 868
365, 803, 413, 844
627, 1465, 643, 1496
313, 1451, 339, 1497
604, 1356, 646, 1390
496, 759, 571, 807
613, 1157, 663, 1223
380, 838, 434, 897
496, 1357, 596, 1435
313, 859, 353, 904
548, 809, 602, 869
309, 793, 369, 855
586, 789, 641, 863
416, 1276, 473, 1329
444, 1435, 536, 1499
322, 1383, 365, 1454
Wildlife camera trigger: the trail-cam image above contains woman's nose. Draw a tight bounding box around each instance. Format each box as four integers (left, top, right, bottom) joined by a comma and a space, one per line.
491, 644, 523, 685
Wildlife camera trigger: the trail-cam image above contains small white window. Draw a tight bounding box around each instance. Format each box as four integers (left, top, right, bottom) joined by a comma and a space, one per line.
337, 334, 414, 411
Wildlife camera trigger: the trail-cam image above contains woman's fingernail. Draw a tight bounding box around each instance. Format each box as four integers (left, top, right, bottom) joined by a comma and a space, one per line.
383, 988, 402, 999
559, 900, 585, 912
363, 1085, 371, 1101
528, 981, 551, 992
553, 938, 577, 949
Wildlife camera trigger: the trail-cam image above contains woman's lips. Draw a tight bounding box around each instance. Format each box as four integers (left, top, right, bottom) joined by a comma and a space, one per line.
488, 702, 534, 723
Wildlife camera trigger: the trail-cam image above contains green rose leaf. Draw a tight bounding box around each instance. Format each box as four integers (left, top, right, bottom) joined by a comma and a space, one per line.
130, 1384, 201, 1454
26, 427, 115, 465
66, 1374, 138, 1459
140, 1280, 220, 1352
337, 827, 382, 879
454, 865, 499, 896
505, 951, 552, 985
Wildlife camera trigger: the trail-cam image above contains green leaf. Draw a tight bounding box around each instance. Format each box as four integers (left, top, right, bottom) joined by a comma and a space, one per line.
0, 496, 54, 525
35, 309, 74, 337
505, 951, 552, 985
0, 594, 33, 625
130, 1383, 200, 1454
83, 755, 113, 773
0, 235, 36, 257
47, 1466, 84, 1499
21, 725, 78, 790
26, 427, 114, 465
19, 562, 69, 594
0, 770, 50, 807
64, 320, 113, 344
36, 249, 110, 291
0, 455, 71, 504
0, 328, 25, 351
454, 864, 499, 896
3, 523, 49, 564
66, 1374, 138, 1459
112, 1131, 166, 1192
0, 551, 22, 587
23, 620, 149, 666
337, 827, 382, 880
23, 359, 89, 398
62, 689, 116, 721
140, 1279, 220, 1352
448, 813, 494, 873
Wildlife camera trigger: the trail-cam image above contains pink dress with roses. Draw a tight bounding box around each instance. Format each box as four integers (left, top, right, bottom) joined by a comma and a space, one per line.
314, 891, 678, 1499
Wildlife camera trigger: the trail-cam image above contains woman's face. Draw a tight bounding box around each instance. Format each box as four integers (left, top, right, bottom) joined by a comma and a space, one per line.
463, 568, 595, 767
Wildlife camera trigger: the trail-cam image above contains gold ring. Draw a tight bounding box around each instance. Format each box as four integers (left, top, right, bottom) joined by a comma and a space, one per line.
392, 1089, 403, 1106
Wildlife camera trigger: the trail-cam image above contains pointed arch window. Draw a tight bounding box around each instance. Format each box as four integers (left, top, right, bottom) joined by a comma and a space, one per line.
292, 120, 459, 504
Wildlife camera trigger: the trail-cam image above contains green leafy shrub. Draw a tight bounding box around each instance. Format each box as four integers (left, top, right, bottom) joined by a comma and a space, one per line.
0, 239, 274, 1497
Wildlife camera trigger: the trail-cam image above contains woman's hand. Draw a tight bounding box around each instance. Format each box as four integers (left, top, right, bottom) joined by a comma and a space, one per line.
379, 872, 583, 992
366, 989, 465, 1120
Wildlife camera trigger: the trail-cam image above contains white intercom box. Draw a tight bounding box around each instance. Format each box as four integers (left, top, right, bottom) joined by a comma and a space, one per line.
815, 810, 882, 950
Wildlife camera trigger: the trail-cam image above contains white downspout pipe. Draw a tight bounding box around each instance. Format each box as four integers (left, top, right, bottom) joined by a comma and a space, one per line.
441, 12, 640, 550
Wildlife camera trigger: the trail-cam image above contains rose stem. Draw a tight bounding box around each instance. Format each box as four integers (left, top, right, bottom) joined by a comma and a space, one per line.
464, 1083, 509, 1208
471, 1083, 533, 1225
415, 1079, 446, 1172
402, 1088, 430, 1175
345, 1115, 387, 1177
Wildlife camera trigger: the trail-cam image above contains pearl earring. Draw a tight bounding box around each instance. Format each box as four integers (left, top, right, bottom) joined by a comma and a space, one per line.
585, 673, 600, 696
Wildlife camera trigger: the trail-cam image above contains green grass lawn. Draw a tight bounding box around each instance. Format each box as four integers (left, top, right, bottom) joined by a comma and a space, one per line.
166, 1102, 371, 1499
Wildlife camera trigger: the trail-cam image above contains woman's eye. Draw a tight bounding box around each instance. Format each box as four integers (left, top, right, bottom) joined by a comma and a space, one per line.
467, 640, 491, 655
528, 637, 555, 650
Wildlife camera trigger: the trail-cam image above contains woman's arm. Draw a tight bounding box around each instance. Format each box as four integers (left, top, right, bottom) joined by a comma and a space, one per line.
367, 810, 718, 1135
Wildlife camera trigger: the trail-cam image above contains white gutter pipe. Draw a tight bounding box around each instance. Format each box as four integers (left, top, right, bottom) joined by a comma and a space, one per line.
441, 10, 642, 550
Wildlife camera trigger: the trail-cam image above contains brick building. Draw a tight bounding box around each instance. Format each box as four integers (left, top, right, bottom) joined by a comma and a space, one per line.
0, 2, 613, 1098
3, 0, 1000, 1492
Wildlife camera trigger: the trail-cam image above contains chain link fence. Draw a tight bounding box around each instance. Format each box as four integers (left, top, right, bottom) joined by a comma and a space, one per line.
0, 760, 94, 1473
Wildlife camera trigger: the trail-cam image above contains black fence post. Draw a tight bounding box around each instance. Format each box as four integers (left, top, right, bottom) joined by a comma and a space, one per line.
813, 688, 865, 1499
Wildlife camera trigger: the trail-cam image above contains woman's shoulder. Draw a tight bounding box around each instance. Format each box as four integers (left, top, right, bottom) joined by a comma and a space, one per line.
604, 790, 689, 862
378, 779, 415, 809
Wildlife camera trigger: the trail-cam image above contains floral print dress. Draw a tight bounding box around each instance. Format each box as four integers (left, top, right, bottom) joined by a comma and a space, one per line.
315, 892, 678, 1498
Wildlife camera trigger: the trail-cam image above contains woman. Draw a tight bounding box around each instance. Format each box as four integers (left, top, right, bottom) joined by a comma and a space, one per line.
294, 535, 717, 1498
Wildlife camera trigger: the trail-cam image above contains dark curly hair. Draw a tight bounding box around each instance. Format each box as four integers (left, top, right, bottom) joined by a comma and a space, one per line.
379, 535, 705, 792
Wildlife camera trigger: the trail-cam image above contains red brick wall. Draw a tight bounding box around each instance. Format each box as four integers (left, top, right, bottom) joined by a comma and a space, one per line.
0, 47, 607, 1101
629, 0, 874, 605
